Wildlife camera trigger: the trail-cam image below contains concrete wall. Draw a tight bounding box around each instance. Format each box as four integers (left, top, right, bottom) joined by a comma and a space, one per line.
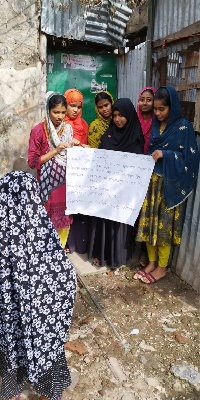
126, 2, 148, 36
0, 0, 47, 178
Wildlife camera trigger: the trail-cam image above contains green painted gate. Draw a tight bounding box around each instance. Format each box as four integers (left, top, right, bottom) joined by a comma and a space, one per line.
47, 50, 116, 125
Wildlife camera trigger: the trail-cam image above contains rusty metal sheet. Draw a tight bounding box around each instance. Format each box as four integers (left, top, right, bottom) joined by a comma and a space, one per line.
172, 136, 200, 293
117, 44, 146, 108
154, 0, 200, 41
152, 43, 199, 105
41, 0, 132, 47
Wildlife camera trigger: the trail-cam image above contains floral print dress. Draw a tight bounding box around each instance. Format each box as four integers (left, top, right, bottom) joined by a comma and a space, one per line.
136, 127, 183, 246
0, 171, 77, 400
136, 172, 183, 246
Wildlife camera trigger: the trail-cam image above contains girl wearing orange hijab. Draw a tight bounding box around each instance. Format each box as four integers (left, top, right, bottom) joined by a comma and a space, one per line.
64, 89, 88, 145
64, 89, 89, 254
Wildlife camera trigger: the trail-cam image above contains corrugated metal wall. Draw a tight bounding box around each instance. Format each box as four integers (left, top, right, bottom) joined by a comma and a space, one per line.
41, 0, 131, 47
152, 42, 199, 122
41, 0, 87, 40
117, 44, 146, 108
86, 1, 132, 47
171, 138, 200, 293
166, 51, 199, 103
154, 0, 200, 41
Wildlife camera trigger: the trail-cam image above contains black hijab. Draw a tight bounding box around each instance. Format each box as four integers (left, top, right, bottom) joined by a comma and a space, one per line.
100, 98, 144, 154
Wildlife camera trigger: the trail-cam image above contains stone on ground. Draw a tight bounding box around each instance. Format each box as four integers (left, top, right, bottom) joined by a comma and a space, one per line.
107, 357, 127, 383
171, 362, 200, 385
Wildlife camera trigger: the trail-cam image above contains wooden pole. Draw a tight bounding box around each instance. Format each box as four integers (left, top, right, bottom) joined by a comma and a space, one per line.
146, 0, 155, 86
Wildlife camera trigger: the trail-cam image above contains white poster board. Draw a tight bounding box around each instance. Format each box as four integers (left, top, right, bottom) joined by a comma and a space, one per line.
65, 147, 155, 227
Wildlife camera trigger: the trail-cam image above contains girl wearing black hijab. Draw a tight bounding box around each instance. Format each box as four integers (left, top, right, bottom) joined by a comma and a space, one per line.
88, 98, 144, 269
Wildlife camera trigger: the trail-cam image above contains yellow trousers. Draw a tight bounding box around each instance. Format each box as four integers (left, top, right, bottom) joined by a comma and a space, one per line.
57, 227, 70, 249
146, 242, 171, 268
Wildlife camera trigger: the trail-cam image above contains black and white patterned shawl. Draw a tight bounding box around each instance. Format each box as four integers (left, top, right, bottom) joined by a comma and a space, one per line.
0, 171, 77, 384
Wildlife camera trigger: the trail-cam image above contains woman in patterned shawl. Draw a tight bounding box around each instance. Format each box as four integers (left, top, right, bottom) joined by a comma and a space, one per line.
88, 91, 114, 148
28, 91, 79, 250
134, 86, 199, 283
0, 171, 77, 400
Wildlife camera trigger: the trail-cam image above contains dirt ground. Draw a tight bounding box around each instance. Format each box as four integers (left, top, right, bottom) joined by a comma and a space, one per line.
62, 260, 200, 400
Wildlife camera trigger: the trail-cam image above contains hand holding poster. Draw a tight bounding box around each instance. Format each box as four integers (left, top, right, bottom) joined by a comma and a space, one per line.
65, 147, 155, 227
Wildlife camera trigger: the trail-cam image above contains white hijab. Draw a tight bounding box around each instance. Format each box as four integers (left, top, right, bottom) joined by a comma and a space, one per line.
45, 91, 73, 166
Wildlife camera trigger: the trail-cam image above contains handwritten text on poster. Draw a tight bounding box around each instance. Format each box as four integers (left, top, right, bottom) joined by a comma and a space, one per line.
65, 147, 155, 227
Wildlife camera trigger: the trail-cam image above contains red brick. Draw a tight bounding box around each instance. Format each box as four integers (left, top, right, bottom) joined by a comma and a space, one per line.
64, 339, 88, 355
175, 334, 189, 344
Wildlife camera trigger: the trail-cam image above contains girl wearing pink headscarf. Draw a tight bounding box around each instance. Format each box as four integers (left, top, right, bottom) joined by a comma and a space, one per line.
137, 86, 157, 155
136, 86, 156, 267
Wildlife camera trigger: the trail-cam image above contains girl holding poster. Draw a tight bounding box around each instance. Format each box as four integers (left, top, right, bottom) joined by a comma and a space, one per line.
134, 86, 199, 283
28, 91, 79, 249
89, 98, 144, 269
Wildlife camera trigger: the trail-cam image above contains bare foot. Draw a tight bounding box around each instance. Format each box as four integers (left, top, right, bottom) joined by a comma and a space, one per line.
133, 261, 156, 280
137, 252, 148, 267
93, 258, 100, 267
140, 266, 166, 284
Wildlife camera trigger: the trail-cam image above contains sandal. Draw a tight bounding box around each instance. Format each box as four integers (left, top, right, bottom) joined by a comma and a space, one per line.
140, 272, 157, 284
64, 248, 70, 253
133, 269, 147, 280
140, 272, 165, 284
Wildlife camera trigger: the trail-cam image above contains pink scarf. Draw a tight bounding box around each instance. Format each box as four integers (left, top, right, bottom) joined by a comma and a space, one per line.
137, 86, 157, 155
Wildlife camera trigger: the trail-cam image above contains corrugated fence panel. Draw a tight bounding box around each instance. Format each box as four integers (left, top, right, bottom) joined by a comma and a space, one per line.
154, 0, 200, 41
172, 137, 200, 293
165, 50, 199, 102
41, 0, 132, 47
41, 0, 87, 40
116, 45, 146, 108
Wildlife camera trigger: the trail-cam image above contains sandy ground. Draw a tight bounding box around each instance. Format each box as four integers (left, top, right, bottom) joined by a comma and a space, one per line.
4, 254, 200, 400
60, 258, 200, 400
